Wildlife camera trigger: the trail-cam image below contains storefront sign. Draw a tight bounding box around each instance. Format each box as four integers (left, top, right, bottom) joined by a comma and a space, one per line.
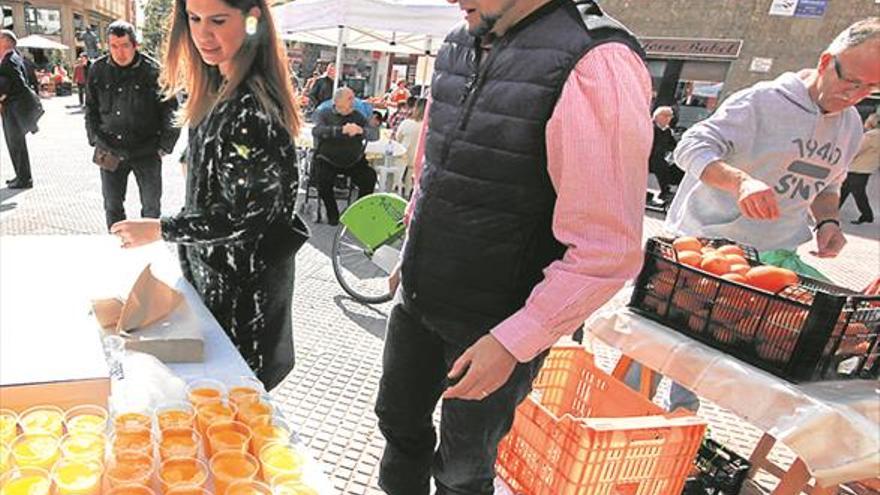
749, 57, 774, 73
769, 0, 797, 16
769, 0, 827, 17
640, 38, 742, 59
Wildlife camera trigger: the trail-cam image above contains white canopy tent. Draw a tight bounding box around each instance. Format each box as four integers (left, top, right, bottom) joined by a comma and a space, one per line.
272, 0, 462, 91
16, 35, 69, 51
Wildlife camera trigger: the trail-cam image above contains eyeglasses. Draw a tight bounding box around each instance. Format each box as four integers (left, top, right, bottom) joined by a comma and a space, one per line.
833, 55, 880, 93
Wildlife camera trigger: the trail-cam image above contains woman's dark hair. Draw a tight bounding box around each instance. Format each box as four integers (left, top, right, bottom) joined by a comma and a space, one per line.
107, 20, 137, 45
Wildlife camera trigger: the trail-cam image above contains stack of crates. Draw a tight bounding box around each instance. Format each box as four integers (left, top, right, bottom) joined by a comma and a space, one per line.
496, 346, 707, 495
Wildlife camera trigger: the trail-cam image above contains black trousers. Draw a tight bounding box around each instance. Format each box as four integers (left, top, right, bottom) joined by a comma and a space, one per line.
77, 83, 86, 105
840, 172, 873, 222
314, 156, 376, 222
3, 113, 32, 182
375, 297, 546, 495
100, 154, 162, 229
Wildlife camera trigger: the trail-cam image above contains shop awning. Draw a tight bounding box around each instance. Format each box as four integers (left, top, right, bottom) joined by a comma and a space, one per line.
17, 35, 70, 51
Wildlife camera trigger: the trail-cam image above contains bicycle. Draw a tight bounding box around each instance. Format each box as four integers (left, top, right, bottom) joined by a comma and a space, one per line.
331, 192, 408, 304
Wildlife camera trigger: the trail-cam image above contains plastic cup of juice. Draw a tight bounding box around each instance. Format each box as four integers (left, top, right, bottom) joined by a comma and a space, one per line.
111, 426, 153, 458
19, 406, 64, 438
186, 379, 227, 406
270, 473, 319, 495
258, 443, 304, 483
157, 457, 208, 494
225, 377, 264, 409
165, 487, 210, 495
105, 451, 154, 489
10, 434, 59, 470
59, 432, 106, 463
234, 397, 273, 429
225, 479, 272, 495
113, 410, 153, 432
0, 411, 18, 446
155, 402, 196, 433
107, 484, 156, 495
64, 406, 108, 435
51, 458, 103, 495
248, 417, 291, 457
158, 428, 201, 462
209, 450, 258, 495
195, 400, 237, 435
0, 467, 52, 495
0, 444, 11, 474
206, 421, 252, 458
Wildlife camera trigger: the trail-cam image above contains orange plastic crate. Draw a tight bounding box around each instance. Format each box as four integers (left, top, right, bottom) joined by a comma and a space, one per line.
496, 346, 707, 495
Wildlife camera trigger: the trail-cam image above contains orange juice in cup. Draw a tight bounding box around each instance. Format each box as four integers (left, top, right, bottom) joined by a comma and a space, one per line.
0, 467, 52, 495
155, 403, 195, 433
195, 400, 237, 435
226, 377, 264, 409
106, 451, 154, 489
64, 406, 108, 435
249, 417, 291, 457
258, 443, 304, 484
59, 433, 106, 463
0, 411, 18, 446
19, 406, 64, 438
10, 434, 59, 470
270, 474, 319, 495
158, 429, 201, 462
186, 379, 226, 406
205, 421, 251, 457
235, 397, 273, 429
209, 450, 259, 495
107, 484, 156, 495
112, 426, 153, 458
51, 458, 103, 495
113, 411, 153, 432
157, 457, 208, 494
225, 479, 272, 495
0, 444, 11, 473
165, 487, 210, 495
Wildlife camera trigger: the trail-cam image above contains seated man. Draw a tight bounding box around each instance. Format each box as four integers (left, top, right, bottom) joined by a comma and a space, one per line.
312, 87, 378, 225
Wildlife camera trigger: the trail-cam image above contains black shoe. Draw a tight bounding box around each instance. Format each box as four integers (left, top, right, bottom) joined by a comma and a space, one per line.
327, 217, 340, 227
5, 178, 15, 185
7, 179, 33, 189
852, 218, 874, 225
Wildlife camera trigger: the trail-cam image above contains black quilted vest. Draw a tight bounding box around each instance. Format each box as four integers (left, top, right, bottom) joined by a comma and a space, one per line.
401, 0, 645, 334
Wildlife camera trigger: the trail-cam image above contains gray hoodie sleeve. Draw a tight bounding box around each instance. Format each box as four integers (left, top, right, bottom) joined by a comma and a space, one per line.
673, 89, 759, 180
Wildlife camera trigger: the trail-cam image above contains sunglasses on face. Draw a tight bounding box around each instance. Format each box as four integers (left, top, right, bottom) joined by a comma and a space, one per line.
833, 55, 880, 93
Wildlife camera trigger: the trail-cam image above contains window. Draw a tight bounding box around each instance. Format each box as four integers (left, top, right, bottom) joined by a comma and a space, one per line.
73, 12, 85, 41
25, 6, 61, 36
1, 5, 13, 31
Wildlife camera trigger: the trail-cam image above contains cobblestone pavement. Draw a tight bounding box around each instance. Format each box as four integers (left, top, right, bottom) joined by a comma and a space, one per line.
3, 95, 878, 494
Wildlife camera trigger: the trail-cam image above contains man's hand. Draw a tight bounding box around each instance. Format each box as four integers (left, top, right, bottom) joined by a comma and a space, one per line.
387, 264, 401, 295
110, 219, 162, 249
811, 222, 846, 258
342, 123, 364, 137
736, 177, 780, 220
443, 334, 518, 401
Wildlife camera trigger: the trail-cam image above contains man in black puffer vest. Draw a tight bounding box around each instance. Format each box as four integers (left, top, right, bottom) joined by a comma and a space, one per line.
374, 1, 653, 494
85, 21, 179, 230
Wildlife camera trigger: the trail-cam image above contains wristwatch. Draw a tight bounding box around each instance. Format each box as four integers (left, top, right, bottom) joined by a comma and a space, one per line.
813, 218, 840, 232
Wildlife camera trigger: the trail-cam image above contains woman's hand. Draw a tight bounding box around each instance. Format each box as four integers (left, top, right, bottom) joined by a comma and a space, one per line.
110, 219, 162, 249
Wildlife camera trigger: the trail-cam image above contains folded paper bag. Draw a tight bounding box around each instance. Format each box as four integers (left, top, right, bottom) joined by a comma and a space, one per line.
92, 264, 183, 333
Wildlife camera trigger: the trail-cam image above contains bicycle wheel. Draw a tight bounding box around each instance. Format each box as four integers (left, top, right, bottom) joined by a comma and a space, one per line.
331, 225, 402, 304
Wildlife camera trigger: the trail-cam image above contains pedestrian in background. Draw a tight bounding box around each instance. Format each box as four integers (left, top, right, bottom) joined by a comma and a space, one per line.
375, 0, 652, 492
85, 20, 180, 230
840, 113, 879, 224
647, 106, 678, 207
308, 62, 336, 108
110, 0, 307, 390
73, 53, 89, 106
0, 29, 39, 189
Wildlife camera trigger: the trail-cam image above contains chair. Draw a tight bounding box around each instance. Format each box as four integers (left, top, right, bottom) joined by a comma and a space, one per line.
298, 147, 358, 223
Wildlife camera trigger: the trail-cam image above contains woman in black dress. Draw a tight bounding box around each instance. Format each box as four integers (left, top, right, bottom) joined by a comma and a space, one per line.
110, 0, 306, 390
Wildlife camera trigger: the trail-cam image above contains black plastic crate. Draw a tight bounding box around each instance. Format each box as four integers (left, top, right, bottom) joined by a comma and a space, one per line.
682, 438, 751, 495
629, 237, 880, 382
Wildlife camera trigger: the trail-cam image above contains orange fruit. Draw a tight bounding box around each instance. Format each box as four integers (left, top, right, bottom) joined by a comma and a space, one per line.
729, 264, 750, 276
745, 266, 799, 293
650, 270, 676, 299
677, 251, 702, 267
721, 273, 747, 283
672, 290, 704, 314
700, 254, 732, 276
688, 312, 709, 333
716, 244, 746, 257
725, 254, 749, 267
673, 236, 702, 253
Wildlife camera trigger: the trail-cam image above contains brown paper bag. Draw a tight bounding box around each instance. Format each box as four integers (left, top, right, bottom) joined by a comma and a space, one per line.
92, 264, 183, 333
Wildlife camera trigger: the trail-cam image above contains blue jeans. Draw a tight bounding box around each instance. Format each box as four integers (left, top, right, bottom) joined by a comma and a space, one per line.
623, 362, 700, 412
375, 298, 547, 495
100, 153, 162, 229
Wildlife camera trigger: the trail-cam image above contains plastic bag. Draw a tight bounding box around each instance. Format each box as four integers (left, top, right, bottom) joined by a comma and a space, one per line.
758, 249, 831, 282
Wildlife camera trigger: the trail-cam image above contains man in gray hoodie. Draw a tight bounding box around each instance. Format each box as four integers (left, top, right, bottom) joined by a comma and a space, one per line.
667, 18, 880, 256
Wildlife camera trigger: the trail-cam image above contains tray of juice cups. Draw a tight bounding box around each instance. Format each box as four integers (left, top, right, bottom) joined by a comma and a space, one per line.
65, 406, 108, 436
0, 466, 52, 495
157, 457, 209, 494
0, 410, 18, 446
52, 458, 103, 495
19, 406, 65, 438
186, 379, 227, 407
209, 450, 260, 495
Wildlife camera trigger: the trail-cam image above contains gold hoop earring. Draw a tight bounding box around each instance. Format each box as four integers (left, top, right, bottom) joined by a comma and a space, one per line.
245, 15, 258, 35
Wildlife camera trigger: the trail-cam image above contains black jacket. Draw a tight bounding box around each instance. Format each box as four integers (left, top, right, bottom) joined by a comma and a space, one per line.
308, 76, 334, 108
311, 105, 375, 168
0, 50, 42, 133
85, 52, 179, 160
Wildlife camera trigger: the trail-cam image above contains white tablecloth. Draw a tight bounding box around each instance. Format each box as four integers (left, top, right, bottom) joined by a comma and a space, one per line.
586, 292, 879, 486
0, 235, 334, 493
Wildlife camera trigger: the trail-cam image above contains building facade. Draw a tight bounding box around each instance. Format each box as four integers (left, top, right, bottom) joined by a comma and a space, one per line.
1, 0, 133, 66
600, 0, 880, 125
